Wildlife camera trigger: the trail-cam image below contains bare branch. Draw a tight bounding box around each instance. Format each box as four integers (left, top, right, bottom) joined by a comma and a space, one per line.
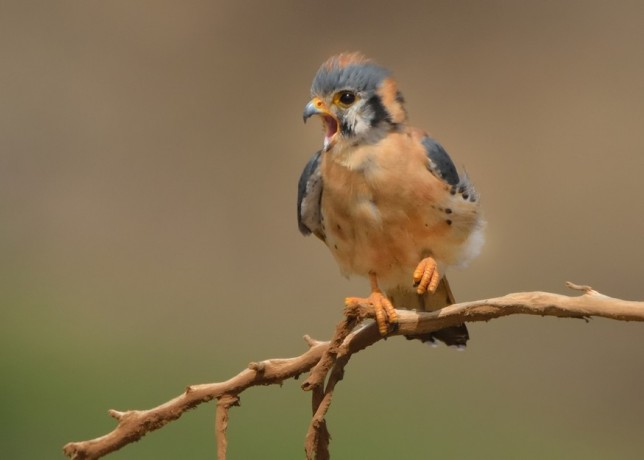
63, 284, 644, 460
385, 282, 644, 338
63, 340, 330, 460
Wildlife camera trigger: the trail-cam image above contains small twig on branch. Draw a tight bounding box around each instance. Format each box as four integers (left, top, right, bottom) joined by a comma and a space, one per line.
305, 351, 352, 460
302, 305, 367, 459
63, 283, 644, 460
301, 306, 362, 391
215, 394, 239, 460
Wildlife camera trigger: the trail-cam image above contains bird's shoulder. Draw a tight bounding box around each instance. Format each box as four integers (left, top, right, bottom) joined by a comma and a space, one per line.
400, 127, 459, 186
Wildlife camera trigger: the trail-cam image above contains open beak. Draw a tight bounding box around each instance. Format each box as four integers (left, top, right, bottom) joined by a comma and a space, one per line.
303, 96, 339, 150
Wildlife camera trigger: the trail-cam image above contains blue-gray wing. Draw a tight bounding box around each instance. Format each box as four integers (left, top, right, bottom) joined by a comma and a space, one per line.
421, 137, 460, 185
297, 150, 325, 241
422, 136, 478, 200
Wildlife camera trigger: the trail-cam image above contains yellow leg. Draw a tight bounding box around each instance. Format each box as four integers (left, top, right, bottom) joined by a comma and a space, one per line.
413, 257, 440, 294
345, 273, 398, 336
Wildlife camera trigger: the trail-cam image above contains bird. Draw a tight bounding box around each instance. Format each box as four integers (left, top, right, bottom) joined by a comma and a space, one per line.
297, 52, 484, 346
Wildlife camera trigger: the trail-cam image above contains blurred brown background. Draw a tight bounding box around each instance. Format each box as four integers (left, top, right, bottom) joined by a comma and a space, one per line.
1, 1, 643, 459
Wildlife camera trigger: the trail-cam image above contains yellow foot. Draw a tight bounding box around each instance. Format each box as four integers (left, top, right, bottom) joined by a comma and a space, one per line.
345, 291, 398, 336
413, 257, 440, 294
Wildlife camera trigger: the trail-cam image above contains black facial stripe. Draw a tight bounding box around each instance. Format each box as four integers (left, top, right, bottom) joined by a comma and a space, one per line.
366, 94, 392, 127
340, 119, 353, 136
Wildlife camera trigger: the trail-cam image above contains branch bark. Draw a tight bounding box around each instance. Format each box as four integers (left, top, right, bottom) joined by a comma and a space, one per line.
63, 283, 644, 460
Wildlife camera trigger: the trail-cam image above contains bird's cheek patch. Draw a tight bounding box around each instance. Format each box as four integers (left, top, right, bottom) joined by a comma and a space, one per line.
377, 78, 406, 124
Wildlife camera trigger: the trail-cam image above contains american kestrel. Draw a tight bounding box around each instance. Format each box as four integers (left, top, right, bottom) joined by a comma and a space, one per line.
298, 53, 484, 346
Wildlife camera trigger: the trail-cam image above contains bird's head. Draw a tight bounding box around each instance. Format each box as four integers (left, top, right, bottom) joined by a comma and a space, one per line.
303, 52, 407, 151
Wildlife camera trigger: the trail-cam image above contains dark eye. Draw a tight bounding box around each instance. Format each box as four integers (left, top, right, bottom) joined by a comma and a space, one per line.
336, 91, 357, 107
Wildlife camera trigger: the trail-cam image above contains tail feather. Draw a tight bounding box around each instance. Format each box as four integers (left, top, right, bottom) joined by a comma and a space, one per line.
387, 277, 469, 347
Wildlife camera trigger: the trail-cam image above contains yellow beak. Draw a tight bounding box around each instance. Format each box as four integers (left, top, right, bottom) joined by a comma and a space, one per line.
303, 96, 331, 122
303, 96, 340, 150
